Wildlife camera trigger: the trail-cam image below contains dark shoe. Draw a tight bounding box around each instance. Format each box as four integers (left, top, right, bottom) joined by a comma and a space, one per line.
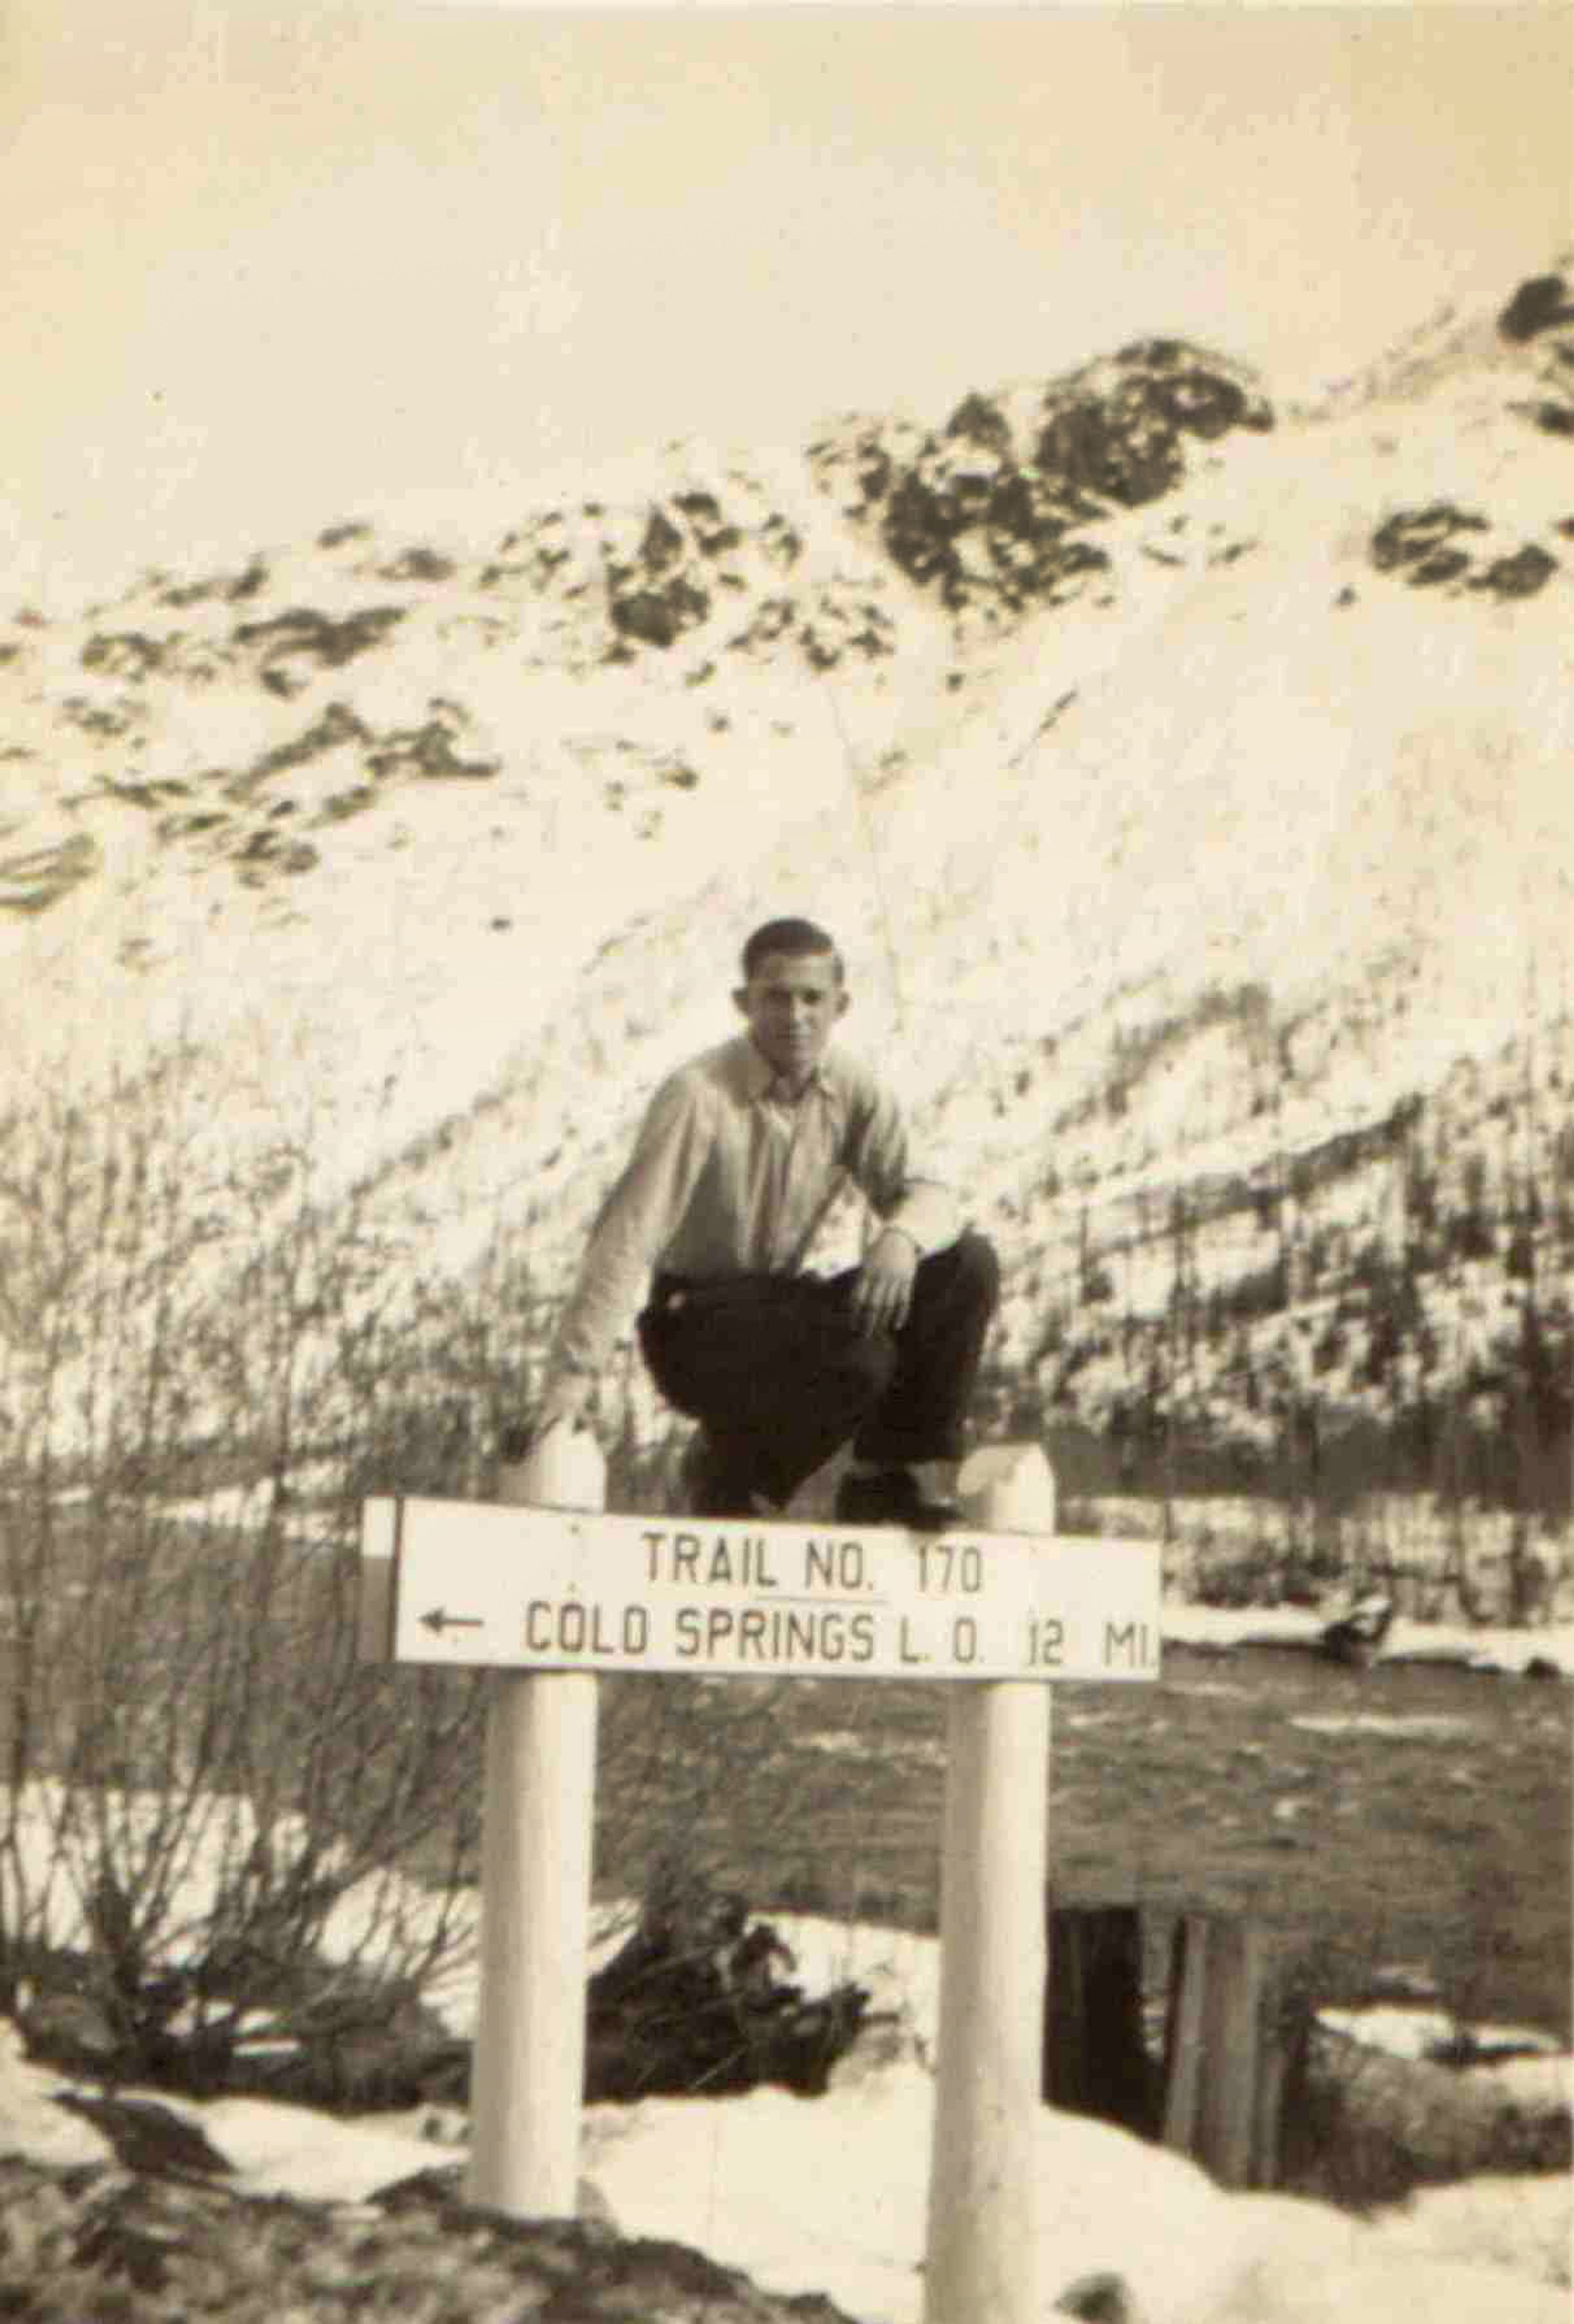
835, 1468, 960, 1533
681, 1434, 767, 1520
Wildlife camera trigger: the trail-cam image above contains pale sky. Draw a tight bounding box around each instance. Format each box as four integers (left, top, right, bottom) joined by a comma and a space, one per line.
5, 2, 1570, 611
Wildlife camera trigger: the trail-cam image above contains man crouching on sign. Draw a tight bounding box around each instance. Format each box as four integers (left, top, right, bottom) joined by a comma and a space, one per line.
530, 917, 1000, 1528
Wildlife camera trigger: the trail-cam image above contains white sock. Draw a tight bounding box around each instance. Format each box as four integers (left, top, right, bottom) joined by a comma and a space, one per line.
912, 1459, 960, 1504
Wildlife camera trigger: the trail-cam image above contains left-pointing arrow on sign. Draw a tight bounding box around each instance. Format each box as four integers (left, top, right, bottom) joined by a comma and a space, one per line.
419, 1607, 485, 1637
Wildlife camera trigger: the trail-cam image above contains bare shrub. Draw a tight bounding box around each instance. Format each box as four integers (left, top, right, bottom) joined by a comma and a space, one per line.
0, 1051, 841, 2098
0, 1057, 515, 2087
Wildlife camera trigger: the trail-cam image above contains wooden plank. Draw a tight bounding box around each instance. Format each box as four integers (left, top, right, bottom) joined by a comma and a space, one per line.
1198, 1916, 1267, 2187
1161, 1914, 1210, 2153
1253, 2011, 1292, 2188
1162, 1913, 1286, 2190
365, 1493, 1162, 1683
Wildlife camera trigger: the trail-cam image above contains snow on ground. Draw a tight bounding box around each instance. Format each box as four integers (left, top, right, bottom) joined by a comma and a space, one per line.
5, 2018, 1565, 2324
575, 2062, 1574, 2324
1376, 2172, 1574, 2293
1469, 2054, 1574, 2112
1162, 1601, 1574, 1679
1315, 2004, 1567, 2068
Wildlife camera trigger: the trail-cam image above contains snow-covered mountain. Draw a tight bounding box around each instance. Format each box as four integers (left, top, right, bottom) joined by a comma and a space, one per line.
5, 262, 1571, 1480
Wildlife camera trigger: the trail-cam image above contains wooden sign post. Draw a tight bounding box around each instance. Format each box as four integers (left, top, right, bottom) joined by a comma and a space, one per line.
471, 1427, 602, 2217
360, 1441, 1160, 2323
925, 1443, 1055, 2324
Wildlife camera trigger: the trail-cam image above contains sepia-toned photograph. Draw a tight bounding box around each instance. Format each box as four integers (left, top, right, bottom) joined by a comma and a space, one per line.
2, 3, 1570, 2316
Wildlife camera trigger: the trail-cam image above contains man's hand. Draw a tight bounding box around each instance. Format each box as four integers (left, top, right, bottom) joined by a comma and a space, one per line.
849, 1226, 919, 1337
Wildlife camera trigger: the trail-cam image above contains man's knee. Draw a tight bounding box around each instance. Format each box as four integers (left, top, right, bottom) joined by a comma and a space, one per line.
919, 1228, 1000, 1316
957, 1228, 1001, 1302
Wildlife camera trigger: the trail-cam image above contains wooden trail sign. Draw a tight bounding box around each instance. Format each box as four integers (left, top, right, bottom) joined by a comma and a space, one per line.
359, 1435, 1161, 2324
360, 1494, 1161, 1683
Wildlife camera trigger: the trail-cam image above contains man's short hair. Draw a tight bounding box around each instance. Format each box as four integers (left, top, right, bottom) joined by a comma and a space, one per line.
740, 918, 844, 983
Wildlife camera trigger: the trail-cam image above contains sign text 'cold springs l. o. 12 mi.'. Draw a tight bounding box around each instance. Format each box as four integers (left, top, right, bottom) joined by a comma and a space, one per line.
361, 1495, 1162, 1682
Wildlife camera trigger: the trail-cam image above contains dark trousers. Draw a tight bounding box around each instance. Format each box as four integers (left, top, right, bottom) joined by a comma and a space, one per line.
637, 1230, 1000, 1508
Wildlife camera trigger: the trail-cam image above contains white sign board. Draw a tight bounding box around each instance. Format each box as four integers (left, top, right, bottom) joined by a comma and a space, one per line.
363, 1495, 1161, 1682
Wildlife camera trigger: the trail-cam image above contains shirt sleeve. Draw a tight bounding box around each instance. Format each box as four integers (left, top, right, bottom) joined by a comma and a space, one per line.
842, 1078, 961, 1255
546, 1071, 714, 1381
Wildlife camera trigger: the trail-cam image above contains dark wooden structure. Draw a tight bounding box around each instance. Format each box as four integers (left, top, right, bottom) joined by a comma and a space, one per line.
1043, 1904, 1298, 2190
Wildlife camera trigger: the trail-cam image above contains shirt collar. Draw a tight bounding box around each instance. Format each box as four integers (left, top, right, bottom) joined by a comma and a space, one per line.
736, 1034, 828, 1106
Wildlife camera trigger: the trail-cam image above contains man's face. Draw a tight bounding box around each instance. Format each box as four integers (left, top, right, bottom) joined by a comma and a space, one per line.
735, 949, 848, 1087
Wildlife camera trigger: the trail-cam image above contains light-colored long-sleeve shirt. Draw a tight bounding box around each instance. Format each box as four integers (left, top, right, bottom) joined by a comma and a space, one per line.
547, 1034, 960, 1381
